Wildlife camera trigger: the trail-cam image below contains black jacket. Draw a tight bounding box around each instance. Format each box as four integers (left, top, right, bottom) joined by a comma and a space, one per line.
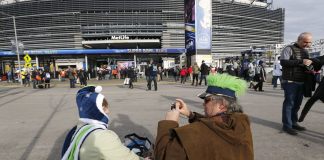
200, 63, 209, 75
281, 43, 309, 82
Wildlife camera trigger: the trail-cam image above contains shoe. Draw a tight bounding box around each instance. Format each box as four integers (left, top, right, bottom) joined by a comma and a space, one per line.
283, 127, 298, 135
292, 124, 306, 131
298, 114, 306, 122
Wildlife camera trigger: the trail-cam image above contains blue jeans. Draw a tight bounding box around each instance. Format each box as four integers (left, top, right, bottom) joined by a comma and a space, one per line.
148, 76, 157, 90
282, 81, 304, 129
199, 74, 207, 85
272, 76, 282, 88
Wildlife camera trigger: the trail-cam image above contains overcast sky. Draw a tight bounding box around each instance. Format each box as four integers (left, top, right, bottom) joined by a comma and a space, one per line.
274, 0, 324, 44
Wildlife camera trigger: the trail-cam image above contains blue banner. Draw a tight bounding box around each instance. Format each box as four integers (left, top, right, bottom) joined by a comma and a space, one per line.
0, 48, 186, 56
185, 0, 196, 54
196, 0, 212, 50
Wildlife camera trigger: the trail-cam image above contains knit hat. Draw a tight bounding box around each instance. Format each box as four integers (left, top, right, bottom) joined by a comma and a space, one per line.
259, 60, 264, 65
76, 86, 109, 124
198, 74, 247, 99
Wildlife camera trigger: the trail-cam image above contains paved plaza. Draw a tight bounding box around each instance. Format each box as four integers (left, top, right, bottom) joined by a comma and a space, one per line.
0, 79, 323, 160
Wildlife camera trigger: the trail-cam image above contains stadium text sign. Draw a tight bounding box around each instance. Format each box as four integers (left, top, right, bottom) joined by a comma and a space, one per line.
111, 35, 130, 40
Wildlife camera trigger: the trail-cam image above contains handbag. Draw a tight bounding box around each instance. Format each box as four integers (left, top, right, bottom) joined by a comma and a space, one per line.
35, 75, 41, 81
124, 78, 130, 85
124, 133, 152, 157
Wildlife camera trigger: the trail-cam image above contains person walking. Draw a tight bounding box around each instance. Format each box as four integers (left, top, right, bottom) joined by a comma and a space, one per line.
253, 61, 266, 92
180, 66, 187, 84
272, 56, 282, 89
248, 61, 256, 88
127, 67, 135, 89
199, 60, 209, 85
298, 55, 324, 122
191, 62, 199, 86
147, 62, 158, 91
187, 65, 193, 82
67, 67, 75, 88
44, 70, 51, 88
280, 32, 313, 135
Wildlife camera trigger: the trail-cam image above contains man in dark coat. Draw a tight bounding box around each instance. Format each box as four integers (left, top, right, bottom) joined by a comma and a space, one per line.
280, 32, 312, 135
299, 55, 324, 122
147, 62, 158, 91
127, 67, 135, 89
199, 60, 209, 86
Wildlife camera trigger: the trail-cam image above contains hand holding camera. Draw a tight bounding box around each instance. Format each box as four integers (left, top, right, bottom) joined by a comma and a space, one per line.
173, 99, 191, 117
166, 99, 191, 121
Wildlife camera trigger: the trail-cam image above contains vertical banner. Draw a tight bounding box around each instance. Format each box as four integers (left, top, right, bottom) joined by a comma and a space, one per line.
196, 0, 212, 53
185, 0, 212, 56
185, 0, 196, 55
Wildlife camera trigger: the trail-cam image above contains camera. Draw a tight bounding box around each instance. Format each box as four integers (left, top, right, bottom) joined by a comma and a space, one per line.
170, 103, 176, 110
305, 65, 314, 71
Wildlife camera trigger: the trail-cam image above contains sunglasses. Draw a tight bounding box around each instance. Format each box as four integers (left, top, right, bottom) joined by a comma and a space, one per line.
204, 96, 215, 104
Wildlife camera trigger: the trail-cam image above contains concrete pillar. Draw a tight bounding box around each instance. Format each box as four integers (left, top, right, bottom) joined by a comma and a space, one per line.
133, 54, 137, 68
35, 56, 39, 69
85, 55, 88, 71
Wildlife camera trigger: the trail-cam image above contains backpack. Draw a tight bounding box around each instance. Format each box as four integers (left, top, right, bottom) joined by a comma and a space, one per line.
152, 66, 157, 72
255, 66, 261, 74
124, 133, 152, 157
45, 73, 51, 79
61, 124, 105, 160
243, 61, 249, 70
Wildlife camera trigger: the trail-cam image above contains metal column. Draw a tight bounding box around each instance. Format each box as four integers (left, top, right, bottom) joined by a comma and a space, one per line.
133, 54, 137, 68
35, 56, 39, 69
85, 55, 88, 71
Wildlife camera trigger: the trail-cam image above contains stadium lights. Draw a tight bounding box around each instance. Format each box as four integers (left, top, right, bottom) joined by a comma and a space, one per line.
0, 11, 23, 85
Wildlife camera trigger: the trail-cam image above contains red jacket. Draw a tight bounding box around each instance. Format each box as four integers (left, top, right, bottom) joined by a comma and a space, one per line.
180, 69, 187, 76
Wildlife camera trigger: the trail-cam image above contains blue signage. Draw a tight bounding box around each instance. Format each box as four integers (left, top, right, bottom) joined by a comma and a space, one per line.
0, 48, 186, 56
185, 0, 196, 54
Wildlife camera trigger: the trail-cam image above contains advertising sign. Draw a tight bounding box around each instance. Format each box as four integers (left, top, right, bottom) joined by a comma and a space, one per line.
185, 0, 196, 54
196, 0, 212, 51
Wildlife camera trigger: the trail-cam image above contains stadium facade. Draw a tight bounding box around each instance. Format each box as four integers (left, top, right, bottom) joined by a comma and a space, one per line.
0, 0, 284, 72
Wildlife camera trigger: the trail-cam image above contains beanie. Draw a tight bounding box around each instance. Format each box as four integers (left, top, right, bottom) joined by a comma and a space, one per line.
76, 86, 109, 124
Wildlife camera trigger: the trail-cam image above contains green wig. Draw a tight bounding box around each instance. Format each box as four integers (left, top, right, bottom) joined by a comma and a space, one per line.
206, 73, 247, 97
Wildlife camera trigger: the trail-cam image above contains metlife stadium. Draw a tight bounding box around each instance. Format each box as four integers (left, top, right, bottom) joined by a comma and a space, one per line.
0, 0, 284, 72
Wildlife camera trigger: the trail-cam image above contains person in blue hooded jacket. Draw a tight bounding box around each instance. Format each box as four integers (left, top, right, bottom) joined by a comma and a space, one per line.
61, 86, 149, 160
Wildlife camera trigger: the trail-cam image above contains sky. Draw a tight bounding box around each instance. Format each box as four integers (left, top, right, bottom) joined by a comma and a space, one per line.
274, 0, 324, 44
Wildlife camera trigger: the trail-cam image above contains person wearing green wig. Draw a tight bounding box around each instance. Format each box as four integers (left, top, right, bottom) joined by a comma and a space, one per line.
154, 74, 253, 160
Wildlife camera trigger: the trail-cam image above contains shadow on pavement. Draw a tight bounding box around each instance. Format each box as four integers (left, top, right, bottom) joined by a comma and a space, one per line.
250, 115, 324, 145
48, 129, 69, 160
110, 114, 154, 143
310, 109, 324, 115
19, 91, 67, 160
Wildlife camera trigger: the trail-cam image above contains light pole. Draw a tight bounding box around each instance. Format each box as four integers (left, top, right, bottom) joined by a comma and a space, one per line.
0, 11, 23, 85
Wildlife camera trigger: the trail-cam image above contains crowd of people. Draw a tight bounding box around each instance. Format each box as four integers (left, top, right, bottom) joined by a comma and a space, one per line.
0, 32, 323, 159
